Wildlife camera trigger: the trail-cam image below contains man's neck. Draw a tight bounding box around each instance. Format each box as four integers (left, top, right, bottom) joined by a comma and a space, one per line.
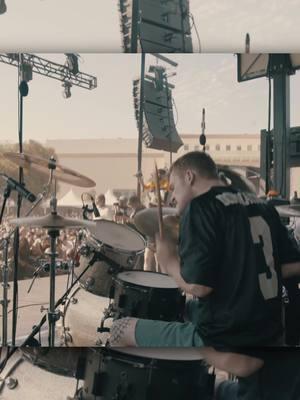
192, 179, 226, 198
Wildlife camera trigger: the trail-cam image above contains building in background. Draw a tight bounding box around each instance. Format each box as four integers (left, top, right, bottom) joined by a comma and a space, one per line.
45, 133, 261, 198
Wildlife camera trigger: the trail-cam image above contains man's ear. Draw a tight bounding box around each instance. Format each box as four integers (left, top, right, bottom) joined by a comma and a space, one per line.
185, 169, 195, 185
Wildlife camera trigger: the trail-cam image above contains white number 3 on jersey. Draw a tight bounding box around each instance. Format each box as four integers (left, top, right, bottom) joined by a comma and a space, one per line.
249, 216, 279, 300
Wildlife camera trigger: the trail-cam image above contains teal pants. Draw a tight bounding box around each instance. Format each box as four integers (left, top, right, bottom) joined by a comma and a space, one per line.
135, 299, 204, 347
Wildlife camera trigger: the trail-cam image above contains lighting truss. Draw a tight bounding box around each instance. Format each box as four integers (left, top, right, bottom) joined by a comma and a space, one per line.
0, 53, 97, 90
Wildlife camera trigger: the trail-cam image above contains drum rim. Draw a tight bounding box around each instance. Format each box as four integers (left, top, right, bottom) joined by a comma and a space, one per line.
114, 270, 179, 289
85, 221, 146, 254
100, 347, 205, 362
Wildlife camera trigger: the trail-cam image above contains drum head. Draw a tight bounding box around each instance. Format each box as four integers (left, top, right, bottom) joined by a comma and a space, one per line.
112, 348, 204, 361
88, 220, 145, 252
116, 271, 178, 289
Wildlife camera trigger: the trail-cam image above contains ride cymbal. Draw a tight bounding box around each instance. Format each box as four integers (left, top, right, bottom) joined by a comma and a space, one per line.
275, 204, 300, 218
10, 213, 96, 229
134, 207, 178, 238
3, 152, 96, 188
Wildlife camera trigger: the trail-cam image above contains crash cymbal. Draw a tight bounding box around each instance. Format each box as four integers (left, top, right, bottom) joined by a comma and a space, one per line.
134, 207, 178, 238
10, 213, 96, 229
275, 204, 300, 218
3, 152, 96, 188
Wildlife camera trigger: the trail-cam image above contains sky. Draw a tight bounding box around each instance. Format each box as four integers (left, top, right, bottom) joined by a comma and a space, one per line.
0, 53, 300, 143
0, 1, 300, 143
0, 0, 299, 52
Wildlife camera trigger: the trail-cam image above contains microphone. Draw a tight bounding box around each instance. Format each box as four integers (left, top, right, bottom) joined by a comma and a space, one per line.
199, 108, 206, 148
91, 196, 100, 218
1, 174, 36, 203
245, 33, 250, 54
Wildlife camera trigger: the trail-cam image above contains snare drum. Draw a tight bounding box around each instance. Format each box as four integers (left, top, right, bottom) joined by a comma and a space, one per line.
76, 220, 145, 297
59, 285, 112, 347
0, 349, 80, 400
111, 270, 185, 321
80, 348, 214, 400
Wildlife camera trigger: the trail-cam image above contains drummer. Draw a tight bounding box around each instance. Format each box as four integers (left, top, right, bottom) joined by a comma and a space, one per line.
109, 151, 300, 349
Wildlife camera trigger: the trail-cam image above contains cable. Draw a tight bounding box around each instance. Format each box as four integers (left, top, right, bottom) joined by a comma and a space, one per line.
172, 97, 179, 126
189, 13, 201, 53
0, 303, 48, 317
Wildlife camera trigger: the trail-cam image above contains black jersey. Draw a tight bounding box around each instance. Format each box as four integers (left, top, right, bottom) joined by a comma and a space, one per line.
179, 186, 300, 347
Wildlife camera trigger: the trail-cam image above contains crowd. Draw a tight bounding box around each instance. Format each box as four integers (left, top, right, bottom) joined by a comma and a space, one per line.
0, 167, 172, 280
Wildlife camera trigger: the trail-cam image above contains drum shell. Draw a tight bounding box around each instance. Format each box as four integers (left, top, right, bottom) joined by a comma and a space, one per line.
0, 349, 79, 400
21, 347, 85, 377
59, 285, 112, 347
84, 220, 146, 270
112, 272, 185, 321
81, 348, 213, 400
75, 254, 114, 297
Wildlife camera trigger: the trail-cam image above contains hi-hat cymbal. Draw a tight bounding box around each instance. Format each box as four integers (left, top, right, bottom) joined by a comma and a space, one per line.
275, 204, 300, 218
10, 213, 96, 229
3, 152, 96, 188
134, 207, 178, 238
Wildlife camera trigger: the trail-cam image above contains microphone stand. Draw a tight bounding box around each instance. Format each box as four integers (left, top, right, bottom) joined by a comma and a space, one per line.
0, 182, 12, 346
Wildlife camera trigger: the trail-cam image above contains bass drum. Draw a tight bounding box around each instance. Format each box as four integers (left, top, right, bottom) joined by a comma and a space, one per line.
59, 285, 112, 347
81, 348, 214, 400
0, 348, 81, 400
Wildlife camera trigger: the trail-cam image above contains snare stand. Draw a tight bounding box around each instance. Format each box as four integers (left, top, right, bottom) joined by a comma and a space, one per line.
46, 164, 61, 347
47, 227, 60, 347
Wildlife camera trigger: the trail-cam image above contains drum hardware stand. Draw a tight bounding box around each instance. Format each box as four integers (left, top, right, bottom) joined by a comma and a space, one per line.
0, 236, 10, 347
0, 180, 49, 346
97, 306, 114, 334
0, 255, 98, 370
0, 182, 12, 346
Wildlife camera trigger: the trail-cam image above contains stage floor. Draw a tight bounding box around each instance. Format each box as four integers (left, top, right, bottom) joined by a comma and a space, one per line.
0, 276, 69, 345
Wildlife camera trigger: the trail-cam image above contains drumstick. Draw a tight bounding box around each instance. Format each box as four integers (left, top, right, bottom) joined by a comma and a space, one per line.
154, 161, 164, 238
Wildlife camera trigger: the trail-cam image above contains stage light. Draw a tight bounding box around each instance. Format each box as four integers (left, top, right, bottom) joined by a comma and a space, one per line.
62, 81, 72, 99
0, 0, 7, 15
65, 53, 79, 75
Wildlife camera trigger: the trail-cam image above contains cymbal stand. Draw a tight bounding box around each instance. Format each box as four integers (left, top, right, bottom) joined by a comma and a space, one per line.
0, 177, 50, 345
0, 183, 12, 346
47, 159, 61, 346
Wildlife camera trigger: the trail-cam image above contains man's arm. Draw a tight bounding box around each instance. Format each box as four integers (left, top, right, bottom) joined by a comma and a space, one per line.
281, 261, 300, 278
199, 347, 264, 378
156, 234, 213, 297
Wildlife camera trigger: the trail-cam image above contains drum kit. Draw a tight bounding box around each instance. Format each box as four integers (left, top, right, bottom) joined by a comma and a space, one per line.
0, 152, 183, 348
0, 347, 215, 400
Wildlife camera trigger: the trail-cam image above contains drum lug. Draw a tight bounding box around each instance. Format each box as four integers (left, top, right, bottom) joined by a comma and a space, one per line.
5, 377, 18, 390
71, 297, 78, 305
95, 339, 103, 346
61, 329, 73, 345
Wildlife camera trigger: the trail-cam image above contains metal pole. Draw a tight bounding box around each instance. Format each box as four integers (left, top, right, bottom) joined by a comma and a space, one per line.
48, 229, 59, 346
271, 55, 291, 198
1, 237, 10, 346
12, 54, 25, 345
137, 52, 146, 199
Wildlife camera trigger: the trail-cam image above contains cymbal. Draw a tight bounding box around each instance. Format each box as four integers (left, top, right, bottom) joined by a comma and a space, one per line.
275, 204, 300, 218
10, 213, 96, 229
3, 152, 96, 188
134, 207, 178, 238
